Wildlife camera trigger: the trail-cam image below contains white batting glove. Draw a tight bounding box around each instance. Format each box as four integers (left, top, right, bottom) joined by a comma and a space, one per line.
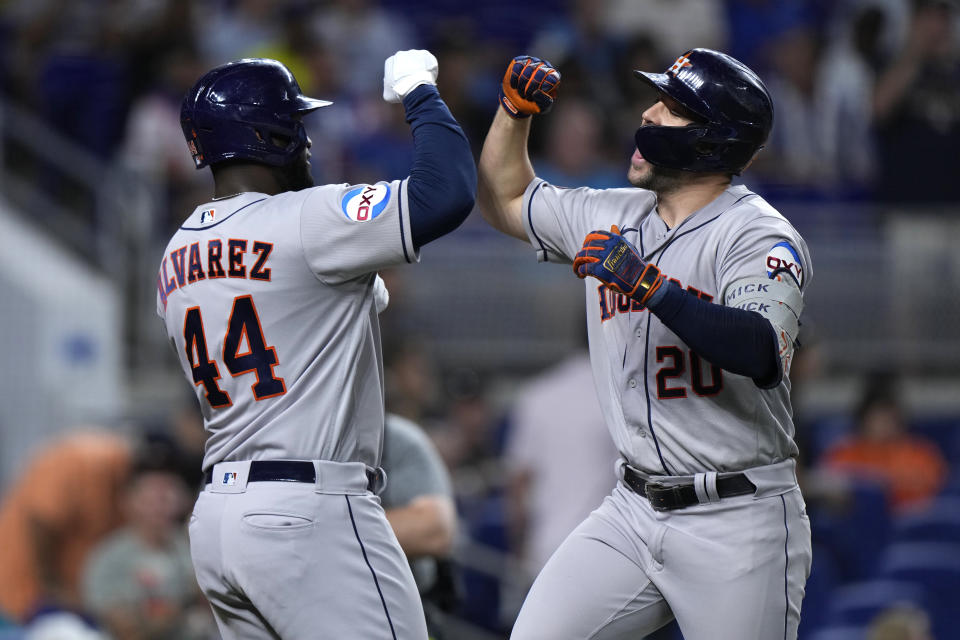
383, 49, 438, 103
373, 275, 390, 314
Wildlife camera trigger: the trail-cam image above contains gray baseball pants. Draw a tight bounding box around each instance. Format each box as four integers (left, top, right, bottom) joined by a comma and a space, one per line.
188, 460, 427, 639
511, 461, 812, 640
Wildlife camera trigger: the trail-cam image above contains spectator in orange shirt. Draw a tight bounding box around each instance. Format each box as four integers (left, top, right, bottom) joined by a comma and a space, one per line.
0, 431, 131, 621
823, 375, 948, 513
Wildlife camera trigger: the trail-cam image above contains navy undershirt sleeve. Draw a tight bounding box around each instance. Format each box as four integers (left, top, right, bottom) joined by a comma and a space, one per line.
646, 280, 782, 388
402, 85, 477, 248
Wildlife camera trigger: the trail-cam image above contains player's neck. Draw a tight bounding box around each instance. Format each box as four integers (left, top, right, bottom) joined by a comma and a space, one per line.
212, 163, 284, 198
655, 176, 730, 229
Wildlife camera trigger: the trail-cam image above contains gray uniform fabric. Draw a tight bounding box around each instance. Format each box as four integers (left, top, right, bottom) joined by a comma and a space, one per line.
158, 182, 427, 639
511, 179, 813, 640
520, 180, 812, 475
157, 182, 416, 472
190, 461, 426, 640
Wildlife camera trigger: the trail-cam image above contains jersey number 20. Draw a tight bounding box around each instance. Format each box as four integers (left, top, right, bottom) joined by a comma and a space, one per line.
183, 295, 286, 408
655, 346, 723, 399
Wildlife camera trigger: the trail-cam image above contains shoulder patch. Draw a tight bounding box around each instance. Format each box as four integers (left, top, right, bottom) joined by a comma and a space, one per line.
199, 208, 216, 224
341, 183, 391, 222
766, 241, 804, 287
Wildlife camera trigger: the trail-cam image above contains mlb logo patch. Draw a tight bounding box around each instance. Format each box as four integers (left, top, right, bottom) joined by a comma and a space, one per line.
200, 208, 216, 223
222, 472, 237, 486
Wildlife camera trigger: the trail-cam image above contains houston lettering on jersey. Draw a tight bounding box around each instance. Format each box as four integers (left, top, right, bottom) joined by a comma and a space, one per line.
597, 277, 713, 322
158, 238, 273, 309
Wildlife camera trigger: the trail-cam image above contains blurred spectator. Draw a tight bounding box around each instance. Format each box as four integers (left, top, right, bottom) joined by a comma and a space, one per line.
723, 0, 821, 73
81, 435, 210, 640
533, 96, 628, 189
504, 350, 618, 576
525, 0, 622, 106
428, 368, 499, 476
750, 24, 830, 193
0, 431, 130, 621
4, 0, 139, 158
867, 604, 933, 640
343, 100, 417, 182
311, 0, 417, 98
874, 0, 960, 203
154, 399, 208, 494
194, 0, 282, 67
821, 373, 948, 512
246, 5, 360, 184
600, 0, 728, 56
119, 43, 209, 236
816, 3, 889, 194
384, 337, 442, 426
381, 413, 458, 638
609, 33, 663, 157
431, 27, 500, 158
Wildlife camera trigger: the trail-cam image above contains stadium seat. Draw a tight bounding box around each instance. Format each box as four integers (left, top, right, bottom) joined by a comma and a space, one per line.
825, 579, 928, 627
810, 479, 891, 582
940, 469, 960, 497
879, 542, 960, 640
911, 416, 960, 464
806, 414, 855, 462
803, 625, 865, 640
799, 542, 842, 636
892, 497, 960, 543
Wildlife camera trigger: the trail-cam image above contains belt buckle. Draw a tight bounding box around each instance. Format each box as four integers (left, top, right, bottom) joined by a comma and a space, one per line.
644, 481, 685, 512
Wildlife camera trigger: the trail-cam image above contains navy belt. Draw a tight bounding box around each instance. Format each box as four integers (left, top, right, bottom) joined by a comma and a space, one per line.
623, 465, 755, 511
204, 461, 379, 489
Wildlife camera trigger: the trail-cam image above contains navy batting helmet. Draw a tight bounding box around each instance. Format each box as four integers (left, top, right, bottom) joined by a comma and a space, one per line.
633, 49, 773, 174
180, 58, 331, 169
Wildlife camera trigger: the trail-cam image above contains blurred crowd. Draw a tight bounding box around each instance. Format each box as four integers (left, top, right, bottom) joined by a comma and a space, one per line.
1, 0, 959, 238
1, 343, 957, 639
1, 0, 959, 639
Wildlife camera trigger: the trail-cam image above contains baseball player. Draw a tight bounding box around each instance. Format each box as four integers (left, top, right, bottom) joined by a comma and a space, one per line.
478, 50, 813, 639
157, 52, 475, 639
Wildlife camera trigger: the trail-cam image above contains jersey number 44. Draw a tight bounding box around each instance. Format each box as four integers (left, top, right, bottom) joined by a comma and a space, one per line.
182, 295, 286, 408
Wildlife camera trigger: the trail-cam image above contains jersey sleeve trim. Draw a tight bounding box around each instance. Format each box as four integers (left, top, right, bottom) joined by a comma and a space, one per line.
398, 178, 418, 263
521, 178, 550, 263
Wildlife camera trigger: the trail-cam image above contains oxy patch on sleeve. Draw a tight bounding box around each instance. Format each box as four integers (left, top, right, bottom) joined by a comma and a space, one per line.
765, 241, 804, 288
341, 183, 391, 222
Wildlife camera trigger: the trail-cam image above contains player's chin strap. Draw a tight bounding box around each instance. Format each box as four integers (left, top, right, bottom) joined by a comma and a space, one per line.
722, 273, 803, 377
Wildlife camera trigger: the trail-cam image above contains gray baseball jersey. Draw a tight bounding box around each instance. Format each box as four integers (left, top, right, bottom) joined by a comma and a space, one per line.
510, 178, 813, 640
521, 179, 812, 475
156, 180, 417, 471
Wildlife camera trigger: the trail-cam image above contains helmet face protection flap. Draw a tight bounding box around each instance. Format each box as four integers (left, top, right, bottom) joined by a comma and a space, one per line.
633, 49, 773, 174
180, 58, 332, 169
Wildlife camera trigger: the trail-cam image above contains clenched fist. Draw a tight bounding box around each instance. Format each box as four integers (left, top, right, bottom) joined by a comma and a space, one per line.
498, 55, 561, 118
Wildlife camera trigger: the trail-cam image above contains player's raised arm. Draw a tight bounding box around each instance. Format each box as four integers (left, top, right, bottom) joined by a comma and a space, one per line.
477, 56, 560, 241
383, 50, 476, 249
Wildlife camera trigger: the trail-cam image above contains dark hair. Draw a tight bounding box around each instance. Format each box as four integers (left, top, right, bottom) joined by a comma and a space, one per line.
854, 371, 900, 424
130, 432, 190, 483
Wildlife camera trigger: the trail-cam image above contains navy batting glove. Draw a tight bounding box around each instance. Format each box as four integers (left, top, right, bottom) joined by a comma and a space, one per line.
498, 55, 561, 119
574, 226, 664, 307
